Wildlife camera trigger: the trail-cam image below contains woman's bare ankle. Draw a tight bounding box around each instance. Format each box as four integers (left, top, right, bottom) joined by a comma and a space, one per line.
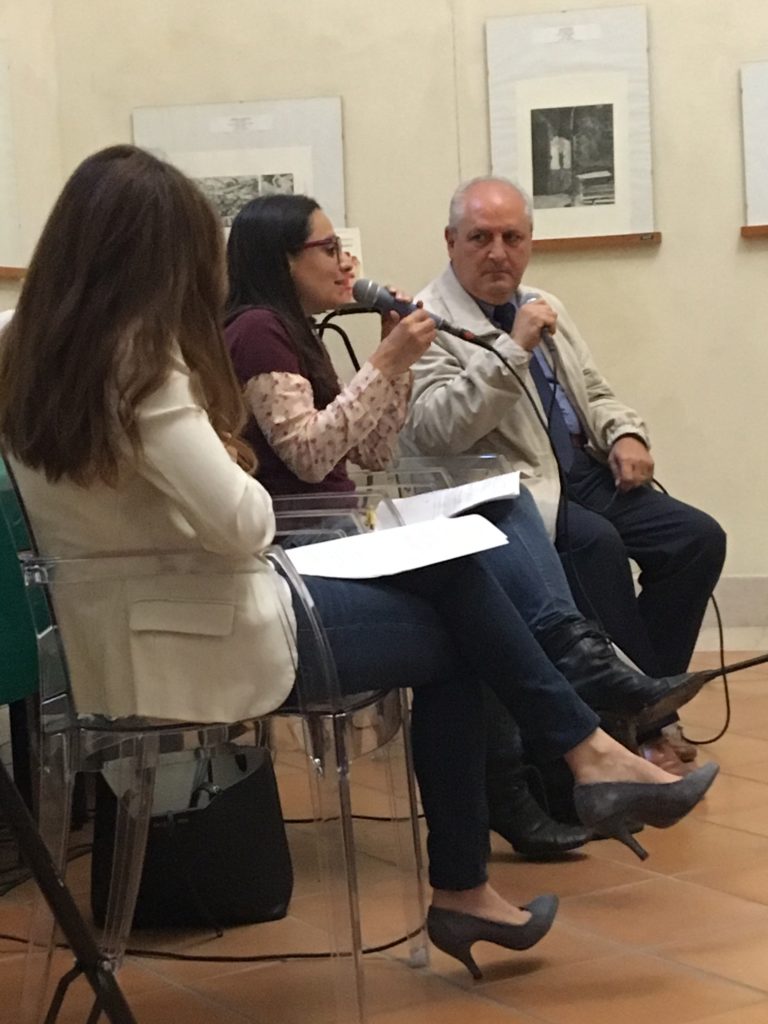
565, 728, 679, 786
432, 883, 531, 925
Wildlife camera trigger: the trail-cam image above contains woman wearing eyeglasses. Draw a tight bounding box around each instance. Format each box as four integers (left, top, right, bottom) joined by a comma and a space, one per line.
225, 202, 433, 500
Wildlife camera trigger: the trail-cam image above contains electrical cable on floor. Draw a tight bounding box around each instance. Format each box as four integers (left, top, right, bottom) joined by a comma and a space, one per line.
0, 925, 426, 962
284, 811, 424, 825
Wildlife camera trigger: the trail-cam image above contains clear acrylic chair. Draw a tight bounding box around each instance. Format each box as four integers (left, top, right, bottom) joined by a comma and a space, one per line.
0, 460, 371, 1024
1, 466, 136, 1022
272, 496, 428, 981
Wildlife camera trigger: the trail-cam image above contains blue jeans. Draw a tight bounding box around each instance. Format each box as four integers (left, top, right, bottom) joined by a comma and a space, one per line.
293, 553, 599, 891
469, 487, 579, 636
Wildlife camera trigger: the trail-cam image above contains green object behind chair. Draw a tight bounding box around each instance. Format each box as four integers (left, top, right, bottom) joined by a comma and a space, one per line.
0, 457, 38, 702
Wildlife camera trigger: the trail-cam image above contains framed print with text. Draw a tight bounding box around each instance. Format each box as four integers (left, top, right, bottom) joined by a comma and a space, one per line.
486, 6, 654, 242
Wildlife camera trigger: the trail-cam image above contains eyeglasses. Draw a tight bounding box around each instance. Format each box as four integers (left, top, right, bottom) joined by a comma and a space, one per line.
300, 235, 343, 261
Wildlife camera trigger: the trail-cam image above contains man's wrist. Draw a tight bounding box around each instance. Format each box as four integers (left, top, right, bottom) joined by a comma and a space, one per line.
613, 432, 649, 450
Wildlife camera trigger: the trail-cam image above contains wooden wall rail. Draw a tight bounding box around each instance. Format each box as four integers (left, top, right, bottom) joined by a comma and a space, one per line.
532, 232, 662, 253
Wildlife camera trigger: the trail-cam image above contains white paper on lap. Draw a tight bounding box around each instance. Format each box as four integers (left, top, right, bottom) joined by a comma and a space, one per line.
374, 471, 520, 530
285, 515, 508, 579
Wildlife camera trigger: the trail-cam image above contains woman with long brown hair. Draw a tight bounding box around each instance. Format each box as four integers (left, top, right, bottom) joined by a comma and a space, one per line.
1, 148, 716, 981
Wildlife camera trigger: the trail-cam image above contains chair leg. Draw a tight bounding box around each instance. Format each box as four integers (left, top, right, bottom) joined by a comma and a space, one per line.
385, 691, 428, 967
12, 733, 136, 1024
98, 733, 160, 964
303, 714, 366, 1024
0, 760, 136, 1024
21, 731, 78, 1023
9, 697, 35, 813
22, 729, 160, 1023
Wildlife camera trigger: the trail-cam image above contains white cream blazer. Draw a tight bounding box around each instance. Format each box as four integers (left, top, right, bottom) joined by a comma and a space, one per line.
9, 352, 297, 722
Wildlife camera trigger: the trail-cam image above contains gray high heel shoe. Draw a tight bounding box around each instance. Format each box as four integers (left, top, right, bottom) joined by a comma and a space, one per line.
573, 762, 719, 860
427, 894, 559, 979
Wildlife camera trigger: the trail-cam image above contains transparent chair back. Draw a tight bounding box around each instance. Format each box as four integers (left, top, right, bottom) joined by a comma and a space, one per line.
0, 458, 369, 1024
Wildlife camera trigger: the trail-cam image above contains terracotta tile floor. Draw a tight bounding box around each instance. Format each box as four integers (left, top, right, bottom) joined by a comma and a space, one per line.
3, 649, 768, 1023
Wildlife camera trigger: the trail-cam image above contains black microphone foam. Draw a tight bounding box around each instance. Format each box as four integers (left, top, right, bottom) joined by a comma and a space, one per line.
351, 278, 479, 342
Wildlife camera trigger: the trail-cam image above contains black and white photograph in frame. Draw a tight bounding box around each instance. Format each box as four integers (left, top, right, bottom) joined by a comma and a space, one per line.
531, 104, 615, 209
132, 97, 345, 229
194, 175, 261, 227
486, 5, 653, 240
194, 172, 297, 227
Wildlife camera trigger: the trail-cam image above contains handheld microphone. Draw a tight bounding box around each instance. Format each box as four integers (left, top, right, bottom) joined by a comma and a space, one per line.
351, 278, 479, 342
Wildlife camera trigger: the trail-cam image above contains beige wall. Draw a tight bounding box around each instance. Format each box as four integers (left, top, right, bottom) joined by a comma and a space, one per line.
0, 0, 61, 307
4, 0, 768, 585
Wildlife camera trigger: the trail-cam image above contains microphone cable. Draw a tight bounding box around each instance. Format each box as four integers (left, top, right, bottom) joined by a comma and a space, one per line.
465, 329, 609, 631
473, 329, 736, 748
542, 337, 609, 631
650, 475, 732, 747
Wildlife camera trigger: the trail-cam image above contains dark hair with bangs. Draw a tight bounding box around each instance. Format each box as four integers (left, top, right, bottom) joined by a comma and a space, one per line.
0, 144, 245, 484
225, 194, 340, 409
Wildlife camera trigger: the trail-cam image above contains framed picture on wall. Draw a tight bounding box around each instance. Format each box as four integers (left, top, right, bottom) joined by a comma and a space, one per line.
741, 61, 768, 230
133, 97, 345, 229
486, 5, 655, 244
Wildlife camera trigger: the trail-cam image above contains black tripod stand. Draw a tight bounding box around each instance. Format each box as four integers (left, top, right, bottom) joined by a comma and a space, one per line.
0, 760, 135, 1024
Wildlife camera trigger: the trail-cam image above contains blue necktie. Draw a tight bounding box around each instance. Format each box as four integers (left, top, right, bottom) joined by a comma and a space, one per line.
493, 303, 574, 473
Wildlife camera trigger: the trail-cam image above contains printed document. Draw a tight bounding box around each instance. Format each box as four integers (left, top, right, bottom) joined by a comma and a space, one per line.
374, 471, 520, 530
286, 515, 508, 579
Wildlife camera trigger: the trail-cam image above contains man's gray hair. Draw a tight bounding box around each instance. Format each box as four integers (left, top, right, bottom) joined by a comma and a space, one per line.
447, 176, 533, 229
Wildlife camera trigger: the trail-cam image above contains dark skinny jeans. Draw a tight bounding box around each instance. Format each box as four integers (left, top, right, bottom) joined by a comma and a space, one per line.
293, 552, 599, 891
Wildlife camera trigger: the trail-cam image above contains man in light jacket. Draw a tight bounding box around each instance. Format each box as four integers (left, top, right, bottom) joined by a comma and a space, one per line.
403, 176, 725, 770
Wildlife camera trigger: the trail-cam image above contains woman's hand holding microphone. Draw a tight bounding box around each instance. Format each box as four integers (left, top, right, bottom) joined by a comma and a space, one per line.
369, 288, 436, 380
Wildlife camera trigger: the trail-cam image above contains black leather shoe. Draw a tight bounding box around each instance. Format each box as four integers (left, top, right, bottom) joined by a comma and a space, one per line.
537, 618, 709, 720
488, 773, 592, 858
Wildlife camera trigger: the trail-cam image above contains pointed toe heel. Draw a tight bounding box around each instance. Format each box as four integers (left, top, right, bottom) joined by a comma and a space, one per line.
574, 762, 719, 860
427, 894, 559, 979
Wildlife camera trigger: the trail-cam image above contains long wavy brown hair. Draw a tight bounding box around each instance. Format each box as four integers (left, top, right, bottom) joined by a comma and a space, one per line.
0, 144, 245, 485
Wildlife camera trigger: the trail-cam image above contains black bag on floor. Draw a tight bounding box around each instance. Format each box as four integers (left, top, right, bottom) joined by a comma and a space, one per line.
91, 747, 293, 929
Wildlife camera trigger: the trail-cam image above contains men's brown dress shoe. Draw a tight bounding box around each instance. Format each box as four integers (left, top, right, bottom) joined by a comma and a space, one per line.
641, 735, 698, 777
662, 722, 698, 763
